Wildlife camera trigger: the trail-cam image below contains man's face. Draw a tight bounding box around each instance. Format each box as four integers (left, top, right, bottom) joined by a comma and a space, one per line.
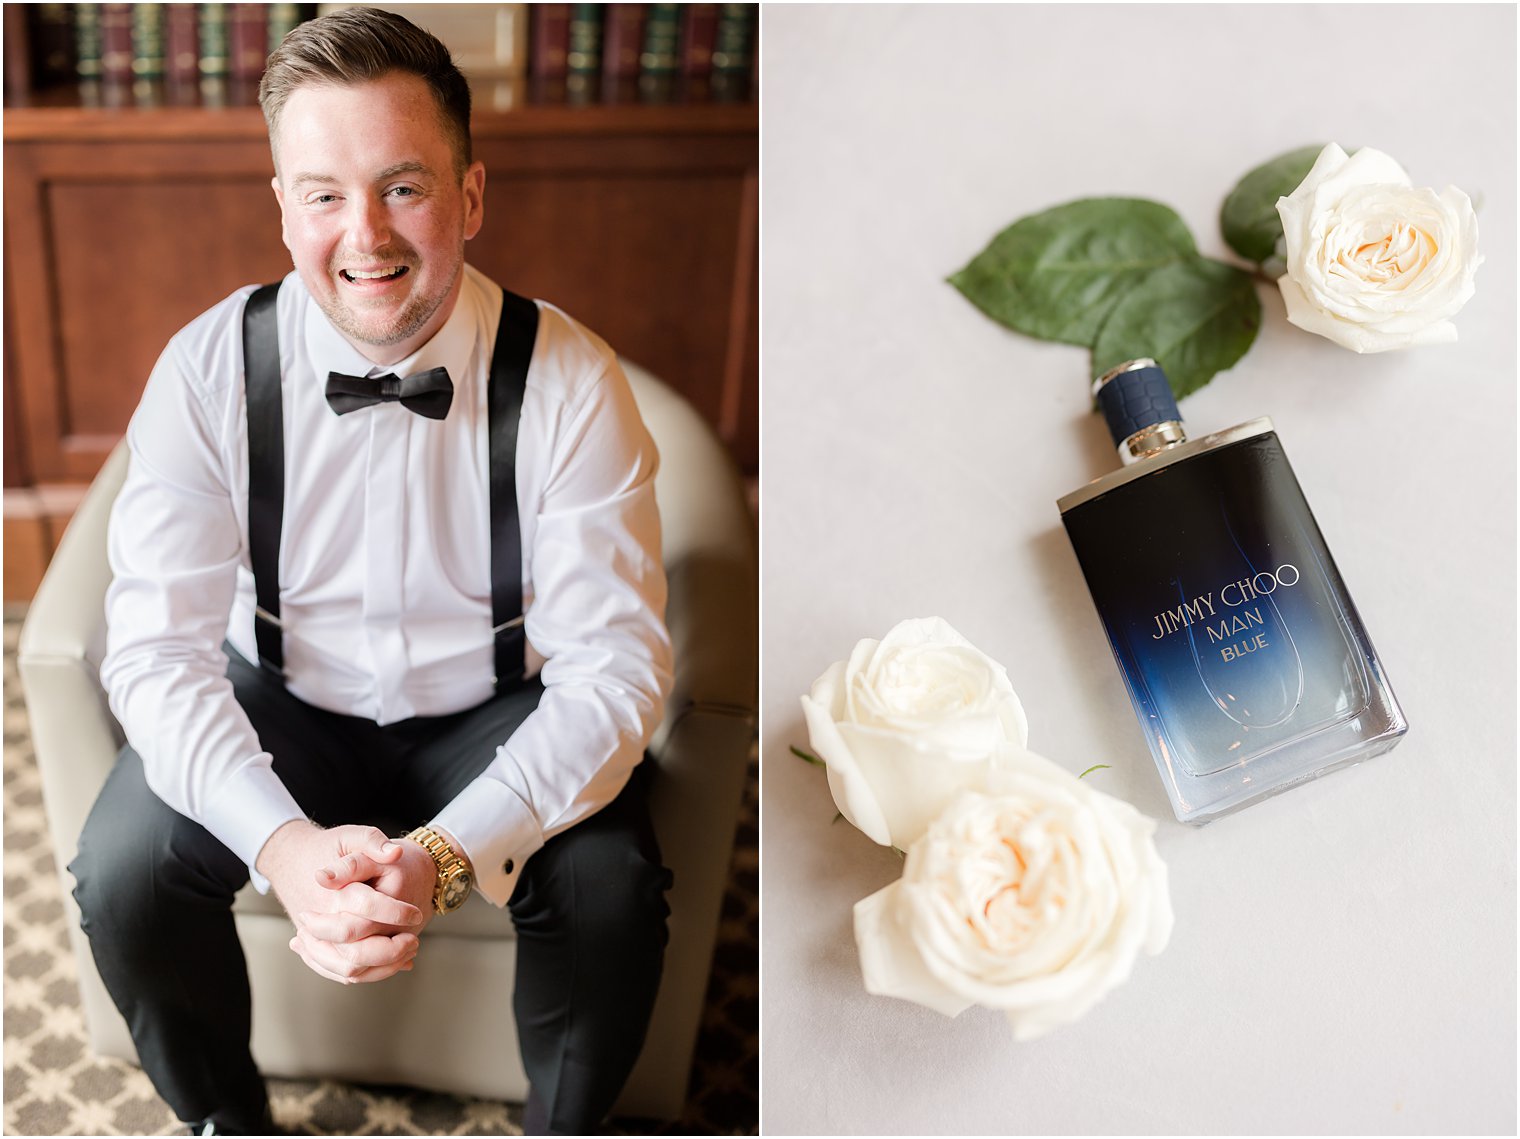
270, 72, 484, 365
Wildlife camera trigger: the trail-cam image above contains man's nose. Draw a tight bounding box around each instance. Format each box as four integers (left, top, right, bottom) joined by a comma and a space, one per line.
344, 196, 390, 254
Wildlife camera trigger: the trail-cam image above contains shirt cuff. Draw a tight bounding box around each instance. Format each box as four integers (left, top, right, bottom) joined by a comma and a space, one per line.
200, 756, 306, 895
431, 776, 544, 907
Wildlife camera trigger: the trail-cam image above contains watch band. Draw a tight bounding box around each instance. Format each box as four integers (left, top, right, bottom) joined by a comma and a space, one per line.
405, 825, 474, 914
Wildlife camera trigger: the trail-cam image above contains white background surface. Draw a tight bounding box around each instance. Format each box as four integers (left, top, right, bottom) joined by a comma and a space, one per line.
759, 5, 1516, 1135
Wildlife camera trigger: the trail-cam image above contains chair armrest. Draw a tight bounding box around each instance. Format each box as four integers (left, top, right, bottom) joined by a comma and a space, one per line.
623, 362, 758, 747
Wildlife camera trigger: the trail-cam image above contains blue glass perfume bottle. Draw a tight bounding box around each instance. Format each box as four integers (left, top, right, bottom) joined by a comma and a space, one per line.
1057, 359, 1406, 822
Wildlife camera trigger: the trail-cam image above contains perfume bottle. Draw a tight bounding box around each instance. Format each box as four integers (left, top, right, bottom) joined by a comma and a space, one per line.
1057, 359, 1406, 823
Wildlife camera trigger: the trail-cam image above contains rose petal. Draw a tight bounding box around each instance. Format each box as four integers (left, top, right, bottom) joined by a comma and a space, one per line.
1277, 143, 1351, 266
835, 722, 1002, 848
1305, 145, 1412, 214
1277, 273, 1460, 353
802, 681, 894, 847
841, 637, 882, 724
855, 881, 974, 1018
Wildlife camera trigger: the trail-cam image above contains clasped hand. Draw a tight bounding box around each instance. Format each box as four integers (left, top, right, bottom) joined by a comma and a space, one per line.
257, 820, 436, 984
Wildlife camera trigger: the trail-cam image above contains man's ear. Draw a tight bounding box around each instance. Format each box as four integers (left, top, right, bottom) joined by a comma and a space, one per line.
463, 161, 485, 241
271, 173, 291, 250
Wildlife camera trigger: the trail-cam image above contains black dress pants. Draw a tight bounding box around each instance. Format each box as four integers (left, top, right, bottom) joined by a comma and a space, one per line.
70, 647, 672, 1136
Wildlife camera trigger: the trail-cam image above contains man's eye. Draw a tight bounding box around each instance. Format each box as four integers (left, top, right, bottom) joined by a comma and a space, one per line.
388, 186, 419, 198
309, 193, 340, 205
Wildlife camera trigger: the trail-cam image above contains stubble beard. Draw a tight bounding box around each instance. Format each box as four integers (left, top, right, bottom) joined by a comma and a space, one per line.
317, 250, 465, 351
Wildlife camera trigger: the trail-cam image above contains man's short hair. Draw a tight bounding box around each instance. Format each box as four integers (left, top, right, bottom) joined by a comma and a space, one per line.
259, 6, 473, 175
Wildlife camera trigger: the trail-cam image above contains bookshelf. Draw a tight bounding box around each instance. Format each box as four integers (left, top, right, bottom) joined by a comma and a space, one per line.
2, 4, 759, 105
1, 3, 758, 601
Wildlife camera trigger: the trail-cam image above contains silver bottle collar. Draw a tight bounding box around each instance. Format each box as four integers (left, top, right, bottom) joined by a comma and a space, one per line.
1058, 418, 1278, 513
1091, 357, 1161, 398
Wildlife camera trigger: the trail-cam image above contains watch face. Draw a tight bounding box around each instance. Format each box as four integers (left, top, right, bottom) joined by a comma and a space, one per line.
441, 870, 473, 912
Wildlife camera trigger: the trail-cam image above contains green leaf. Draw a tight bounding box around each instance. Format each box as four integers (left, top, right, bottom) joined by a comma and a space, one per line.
1077, 764, 1112, 780
791, 745, 825, 767
1090, 258, 1261, 400
950, 199, 1197, 347
1220, 144, 1328, 264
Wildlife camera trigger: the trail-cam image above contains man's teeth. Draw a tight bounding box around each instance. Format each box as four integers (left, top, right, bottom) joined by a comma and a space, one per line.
345, 267, 405, 280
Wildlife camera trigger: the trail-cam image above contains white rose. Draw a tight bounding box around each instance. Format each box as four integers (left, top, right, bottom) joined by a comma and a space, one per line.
1275, 143, 1481, 353
801, 617, 1029, 849
854, 751, 1173, 1041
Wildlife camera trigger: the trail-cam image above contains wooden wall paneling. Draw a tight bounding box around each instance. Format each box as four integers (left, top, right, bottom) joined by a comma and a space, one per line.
473, 169, 745, 431
11, 135, 284, 482
470, 128, 756, 445
4, 141, 69, 482
3, 246, 30, 488
50, 178, 289, 433
2, 483, 88, 602
722, 166, 758, 471
3, 495, 52, 603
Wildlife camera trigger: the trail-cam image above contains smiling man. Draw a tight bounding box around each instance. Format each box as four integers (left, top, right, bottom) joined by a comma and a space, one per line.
68, 9, 673, 1136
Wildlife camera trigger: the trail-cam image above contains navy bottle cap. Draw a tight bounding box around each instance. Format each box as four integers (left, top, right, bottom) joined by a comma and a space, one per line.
1092, 358, 1182, 449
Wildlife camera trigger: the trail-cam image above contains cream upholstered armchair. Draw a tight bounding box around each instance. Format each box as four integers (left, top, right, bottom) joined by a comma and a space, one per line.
16, 362, 756, 1121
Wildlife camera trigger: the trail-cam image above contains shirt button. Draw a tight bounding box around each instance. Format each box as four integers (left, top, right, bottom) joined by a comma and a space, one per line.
503, 859, 515, 875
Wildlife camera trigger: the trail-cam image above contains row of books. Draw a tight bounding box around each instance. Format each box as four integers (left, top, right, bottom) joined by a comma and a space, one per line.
532, 5, 756, 83
15, 4, 311, 87
9, 4, 755, 99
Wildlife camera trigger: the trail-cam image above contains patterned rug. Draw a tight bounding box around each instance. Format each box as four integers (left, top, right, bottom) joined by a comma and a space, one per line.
2, 610, 757, 1136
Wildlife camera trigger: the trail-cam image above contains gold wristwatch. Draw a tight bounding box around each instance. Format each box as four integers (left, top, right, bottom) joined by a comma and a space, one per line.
405, 826, 474, 914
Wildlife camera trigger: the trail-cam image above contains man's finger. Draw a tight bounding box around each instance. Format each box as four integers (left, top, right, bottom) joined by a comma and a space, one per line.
325, 881, 425, 927
293, 928, 419, 981
288, 936, 415, 985
317, 850, 398, 889
297, 910, 401, 943
336, 828, 404, 860
300, 927, 418, 972
289, 935, 359, 984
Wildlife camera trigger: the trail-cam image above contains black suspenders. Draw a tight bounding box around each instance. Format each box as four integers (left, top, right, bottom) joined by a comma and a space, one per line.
241, 282, 540, 691
486, 290, 539, 689
242, 285, 285, 675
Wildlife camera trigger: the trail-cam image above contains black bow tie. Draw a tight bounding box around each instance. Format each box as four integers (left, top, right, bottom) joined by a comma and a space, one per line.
325, 367, 454, 420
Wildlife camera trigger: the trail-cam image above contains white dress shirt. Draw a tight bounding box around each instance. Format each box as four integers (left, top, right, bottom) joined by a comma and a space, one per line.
101, 264, 672, 906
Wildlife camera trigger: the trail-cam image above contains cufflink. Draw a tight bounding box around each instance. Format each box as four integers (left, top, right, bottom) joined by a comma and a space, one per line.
503, 859, 515, 874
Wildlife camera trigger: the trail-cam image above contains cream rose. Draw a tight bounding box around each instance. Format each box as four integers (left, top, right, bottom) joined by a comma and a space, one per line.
1275, 143, 1481, 353
801, 617, 1029, 849
854, 752, 1173, 1040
